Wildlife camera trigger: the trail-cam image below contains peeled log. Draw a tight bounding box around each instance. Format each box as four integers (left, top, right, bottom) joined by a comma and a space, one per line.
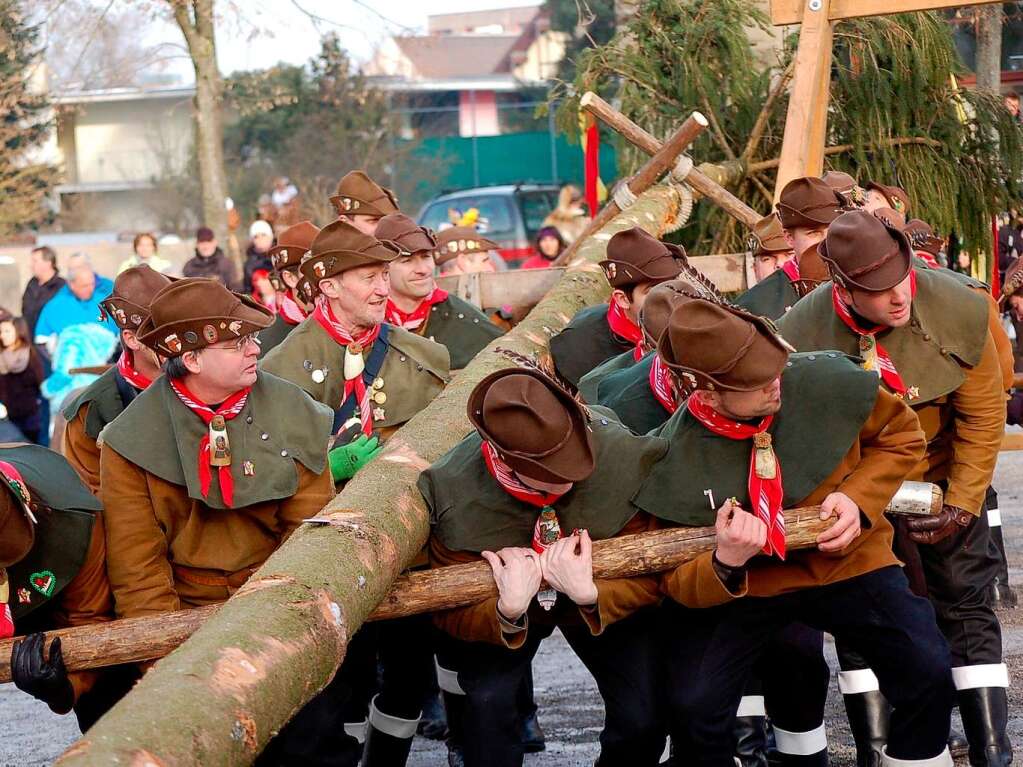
54, 187, 684, 766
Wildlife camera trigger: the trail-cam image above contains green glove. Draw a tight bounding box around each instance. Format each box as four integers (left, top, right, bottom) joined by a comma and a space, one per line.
329, 434, 382, 482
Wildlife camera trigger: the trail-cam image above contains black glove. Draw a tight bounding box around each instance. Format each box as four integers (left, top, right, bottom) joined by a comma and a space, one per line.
11, 633, 74, 713
904, 505, 973, 545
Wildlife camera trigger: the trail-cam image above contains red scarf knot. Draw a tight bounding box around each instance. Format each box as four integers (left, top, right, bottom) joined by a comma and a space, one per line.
385, 287, 449, 331
687, 396, 786, 559
169, 379, 250, 508
648, 354, 679, 414
117, 350, 153, 391
606, 301, 644, 361
313, 297, 382, 436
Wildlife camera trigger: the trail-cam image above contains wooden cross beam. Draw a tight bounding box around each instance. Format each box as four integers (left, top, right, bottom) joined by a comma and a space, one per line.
772, 0, 1002, 200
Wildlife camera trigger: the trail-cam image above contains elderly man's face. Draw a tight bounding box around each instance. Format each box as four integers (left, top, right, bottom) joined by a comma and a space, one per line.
70, 270, 96, 301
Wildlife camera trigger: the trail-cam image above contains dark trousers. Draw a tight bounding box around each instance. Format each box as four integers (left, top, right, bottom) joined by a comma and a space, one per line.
448, 608, 666, 767
662, 567, 954, 767
756, 622, 830, 735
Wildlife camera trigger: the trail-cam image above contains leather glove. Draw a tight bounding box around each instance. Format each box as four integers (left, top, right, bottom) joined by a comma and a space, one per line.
904, 504, 973, 545
11, 633, 74, 713
329, 434, 382, 482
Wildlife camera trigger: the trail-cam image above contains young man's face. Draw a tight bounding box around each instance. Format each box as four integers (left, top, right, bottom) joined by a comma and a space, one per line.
388, 252, 436, 302
784, 226, 827, 261
321, 263, 391, 328
341, 214, 381, 236
30, 250, 52, 280
699, 376, 783, 420
840, 274, 913, 328
612, 280, 659, 325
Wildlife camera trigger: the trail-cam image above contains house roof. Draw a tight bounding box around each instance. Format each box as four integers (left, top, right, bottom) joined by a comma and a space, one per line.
393, 34, 520, 79
51, 85, 195, 105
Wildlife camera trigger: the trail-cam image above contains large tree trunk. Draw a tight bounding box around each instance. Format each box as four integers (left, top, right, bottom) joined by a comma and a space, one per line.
55, 184, 684, 766
172, 0, 229, 250
975, 4, 1003, 94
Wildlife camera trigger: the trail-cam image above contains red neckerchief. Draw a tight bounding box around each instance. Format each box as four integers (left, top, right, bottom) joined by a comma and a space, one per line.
687, 396, 786, 559
277, 290, 308, 326
117, 350, 153, 391
648, 354, 679, 414
313, 297, 381, 435
606, 301, 644, 361
914, 250, 939, 269
385, 287, 449, 331
169, 379, 250, 508
0, 459, 30, 638
781, 259, 800, 282
481, 440, 568, 554
831, 270, 917, 395
0, 600, 12, 639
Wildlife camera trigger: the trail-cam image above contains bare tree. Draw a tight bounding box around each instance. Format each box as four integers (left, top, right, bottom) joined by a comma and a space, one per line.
975, 5, 1002, 94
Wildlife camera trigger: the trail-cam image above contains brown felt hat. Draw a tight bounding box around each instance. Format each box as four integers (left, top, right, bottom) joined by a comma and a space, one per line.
796, 242, 830, 284
658, 299, 793, 392
818, 209, 913, 293
748, 214, 791, 256
639, 279, 702, 347
329, 171, 400, 219
270, 220, 320, 272
865, 181, 910, 216
1000, 258, 1023, 307
375, 213, 437, 256
468, 368, 595, 485
599, 227, 684, 289
433, 226, 501, 266
821, 170, 858, 196
776, 177, 847, 230
300, 220, 398, 295
903, 218, 944, 257
99, 265, 174, 332
137, 278, 273, 358
0, 457, 36, 568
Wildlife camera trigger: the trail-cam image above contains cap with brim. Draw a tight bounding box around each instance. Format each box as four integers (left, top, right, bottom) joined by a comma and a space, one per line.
137, 278, 273, 358
0, 458, 35, 568
657, 299, 793, 393
434, 226, 501, 265
375, 213, 437, 255
329, 170, 400, 219
903, 219, 944, 257
99, 264, 175, 331
818, 209, 913, 293
865, 181, 910, 216
270, 220, 320, 272
468, 368, 595, 485
748, 214, 791, 256
639, 279, 702, 347
300, 220, 399, 295
777, 176, 848, 230
599, 227, 684, 289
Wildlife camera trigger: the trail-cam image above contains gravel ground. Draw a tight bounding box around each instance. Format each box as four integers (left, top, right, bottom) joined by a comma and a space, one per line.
3, 454, 1022, 766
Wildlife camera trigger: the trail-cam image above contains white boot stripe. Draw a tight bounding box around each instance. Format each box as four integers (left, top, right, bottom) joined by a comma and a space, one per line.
951, 663, 1009, 690
736, 695, 766, 717
773, 723, 827, 755
838, 668, 880, 694
368, 695, 419, 739
881, 746, 953, 766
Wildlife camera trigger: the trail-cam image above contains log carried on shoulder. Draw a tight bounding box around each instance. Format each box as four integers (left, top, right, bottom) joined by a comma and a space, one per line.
0, 482, 940, 683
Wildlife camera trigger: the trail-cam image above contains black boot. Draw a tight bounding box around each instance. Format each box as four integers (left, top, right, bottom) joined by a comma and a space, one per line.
520, 708, 546, 753
362, 696, 418, 767
987, 518, 1018, 611
734, 716, 771, 767
417, 689, 448, 740
842, 691, 889, 767
948, 728, 969, 759
957, 687, 1012, 767
441, 690, 466, 767
774, 752, 828, 767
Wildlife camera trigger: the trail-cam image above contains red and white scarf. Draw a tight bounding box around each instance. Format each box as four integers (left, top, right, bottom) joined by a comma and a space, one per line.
606, 301, 644, 361
482, 440, 568, 554
277, 290, 308, 326
385, 287, 449, 331
169, 379, 250, 508
914, 250, 939, 270
687, 396, 786, 559
313, 297, 381, 436
648, 354, 679, 414
0, 458, 32, 638
831, 270, 916, 396
116, 350, 153, 391
781, 259, 801, 282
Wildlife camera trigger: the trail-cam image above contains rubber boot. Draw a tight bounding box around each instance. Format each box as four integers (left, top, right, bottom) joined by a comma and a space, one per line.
734, 716, 770, 767
362, 695, 418, 767
773, 724, 828, 767
987, 514, 1018, 611
956, 687, 1013, 767
880, 747, 954, 766
842, 691, 890, 767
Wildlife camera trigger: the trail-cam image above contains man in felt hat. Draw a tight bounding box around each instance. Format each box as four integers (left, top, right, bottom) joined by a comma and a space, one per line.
635, 296, 954, 767
822, 169, 866, 205
330, 170, 400, 236
549, 226, 684, 389
419, 367, 767, 767
3, 444, 135, 732
62, 265, 172, 494
257, 219, 319, 357
863, 181, 911, 216
377, 213, 503, 370
433, 225, 504, 276
750, 214, 795, 283
777, 209, 1011, 767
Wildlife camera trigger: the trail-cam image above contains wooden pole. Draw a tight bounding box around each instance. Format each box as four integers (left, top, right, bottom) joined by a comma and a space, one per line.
53, 187, 681, 767
4, 483, 941, 683
580, 92, 761, 228
552, 113, 709, 267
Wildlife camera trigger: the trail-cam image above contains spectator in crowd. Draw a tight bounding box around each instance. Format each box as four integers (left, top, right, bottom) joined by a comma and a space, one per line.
0, 316, 45, 444
521, 226, 565, 270
117, 232, 172, 275
542, 184, 590, 243
952, 249, 973, 276
250, 268, 276, 312
271, 176, 299, 210
182, 226, 238, 288
243, 219, 275, 293
257, 193, 277, 228
1005, 91, 1021, 124
21, 246, 66, 336
34, 254, 115, 353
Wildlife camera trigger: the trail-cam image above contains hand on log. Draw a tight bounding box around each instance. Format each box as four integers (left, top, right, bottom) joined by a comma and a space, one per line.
0, 483, 940, 683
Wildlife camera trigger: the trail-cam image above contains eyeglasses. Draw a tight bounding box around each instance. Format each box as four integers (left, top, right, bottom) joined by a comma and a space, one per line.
207, 333, 260, 353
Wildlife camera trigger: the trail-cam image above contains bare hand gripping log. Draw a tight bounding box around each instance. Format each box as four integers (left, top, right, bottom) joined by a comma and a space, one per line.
0, 482, 940, 683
